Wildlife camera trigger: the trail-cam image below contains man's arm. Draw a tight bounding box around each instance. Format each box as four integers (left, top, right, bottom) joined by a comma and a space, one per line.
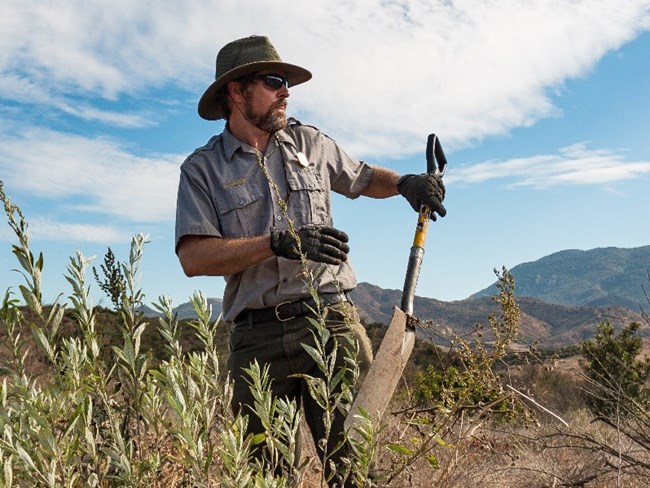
360, 166, 400, 199
177, 226, 351, 277
177, 234, 274, 277
361, 165, 447, 220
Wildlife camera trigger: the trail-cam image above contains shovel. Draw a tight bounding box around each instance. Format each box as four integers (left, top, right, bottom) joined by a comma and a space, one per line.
345, 134, 447, 434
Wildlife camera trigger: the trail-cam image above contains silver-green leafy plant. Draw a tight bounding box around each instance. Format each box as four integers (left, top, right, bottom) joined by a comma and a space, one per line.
255, 149, 365, 485
151, 291, 233, 485
1, 175, 540, 487
0, 181, 231, 486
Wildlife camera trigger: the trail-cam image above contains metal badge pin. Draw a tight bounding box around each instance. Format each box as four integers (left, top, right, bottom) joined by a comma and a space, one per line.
296, 152, 309, 167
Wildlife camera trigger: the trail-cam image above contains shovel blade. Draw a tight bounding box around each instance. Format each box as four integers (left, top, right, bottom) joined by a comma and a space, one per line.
345, 306, 415, 434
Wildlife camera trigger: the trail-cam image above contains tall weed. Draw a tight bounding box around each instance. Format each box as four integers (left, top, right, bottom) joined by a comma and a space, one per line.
2, 179, 546, 487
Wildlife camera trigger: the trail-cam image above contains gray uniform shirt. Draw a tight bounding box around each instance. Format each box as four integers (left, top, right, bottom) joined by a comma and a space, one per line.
175, 120, 374, 321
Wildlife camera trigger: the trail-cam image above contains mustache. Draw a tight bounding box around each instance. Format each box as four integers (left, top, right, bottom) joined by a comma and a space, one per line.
273, 100, 287, 111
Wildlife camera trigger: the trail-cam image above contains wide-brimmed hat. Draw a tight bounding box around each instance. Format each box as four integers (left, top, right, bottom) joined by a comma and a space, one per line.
198, 35, 312, 120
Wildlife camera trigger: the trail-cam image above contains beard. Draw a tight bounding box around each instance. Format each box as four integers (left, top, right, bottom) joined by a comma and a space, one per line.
243, 93, 287, 133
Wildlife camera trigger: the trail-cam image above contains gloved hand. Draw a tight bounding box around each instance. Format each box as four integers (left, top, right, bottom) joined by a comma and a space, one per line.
270, 225, 350, 265
397, 173, 447, 221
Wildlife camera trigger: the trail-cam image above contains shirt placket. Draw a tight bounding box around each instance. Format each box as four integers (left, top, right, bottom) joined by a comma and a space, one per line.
263, 145, 289, 231
264, 142, 306, 297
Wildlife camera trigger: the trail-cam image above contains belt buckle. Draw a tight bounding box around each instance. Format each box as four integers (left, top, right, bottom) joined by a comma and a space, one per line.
275, 300, 296, 322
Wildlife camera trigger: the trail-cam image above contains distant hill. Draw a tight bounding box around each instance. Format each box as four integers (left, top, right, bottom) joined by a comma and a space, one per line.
147, 285, 644, 348
352, 282, 645, 348
149, 246, 650, 349
471, 246, 650, 310
140, 298, 223, 321
174, 298, 223, 320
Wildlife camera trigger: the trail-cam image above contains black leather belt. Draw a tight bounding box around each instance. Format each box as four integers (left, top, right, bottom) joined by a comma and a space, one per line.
234, 292, 351, 326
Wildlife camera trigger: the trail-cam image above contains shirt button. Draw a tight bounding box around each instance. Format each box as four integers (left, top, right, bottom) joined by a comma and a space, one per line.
277, 215, 282, 221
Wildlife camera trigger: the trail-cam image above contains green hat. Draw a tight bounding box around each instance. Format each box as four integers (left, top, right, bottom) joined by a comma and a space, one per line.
198, 35, 312, 120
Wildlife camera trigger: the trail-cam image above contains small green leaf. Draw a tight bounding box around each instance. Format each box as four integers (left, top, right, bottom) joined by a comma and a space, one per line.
15, 444, 37, 472
426, 455, 440, 469
250, 433, 266, 445
35, 252, 44, 272
30, 325, 53, 359
19, 286, 40, 314
386, 443, 412, 456
301, 344, 326, 370
4, 454, 13, 487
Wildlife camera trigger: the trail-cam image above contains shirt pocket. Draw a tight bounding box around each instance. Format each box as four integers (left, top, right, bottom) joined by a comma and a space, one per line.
213, 182, 265, 237
285, 168, 329, 226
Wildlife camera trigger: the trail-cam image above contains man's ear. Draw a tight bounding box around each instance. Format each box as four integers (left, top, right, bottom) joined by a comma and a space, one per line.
228, 81, 245, 105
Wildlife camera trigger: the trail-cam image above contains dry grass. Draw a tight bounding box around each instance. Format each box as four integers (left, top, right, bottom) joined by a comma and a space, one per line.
336, 413, 648, 487
4, 309, 647, 487
91, 406, 649, 488
295, 352, 650, 488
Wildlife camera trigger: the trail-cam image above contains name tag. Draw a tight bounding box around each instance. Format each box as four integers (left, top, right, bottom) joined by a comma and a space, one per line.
224, 178, 246, 188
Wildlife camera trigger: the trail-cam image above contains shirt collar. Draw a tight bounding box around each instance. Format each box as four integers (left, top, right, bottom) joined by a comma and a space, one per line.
222, 124, 244, 162
222, 124, 297, 162
273, 128, 296, 150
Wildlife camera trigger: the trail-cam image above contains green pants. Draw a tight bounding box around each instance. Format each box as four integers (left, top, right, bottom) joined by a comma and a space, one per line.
228, 301, 373, 485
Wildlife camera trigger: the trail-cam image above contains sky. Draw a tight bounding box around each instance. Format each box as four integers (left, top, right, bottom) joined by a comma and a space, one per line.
1, 0, 650, 311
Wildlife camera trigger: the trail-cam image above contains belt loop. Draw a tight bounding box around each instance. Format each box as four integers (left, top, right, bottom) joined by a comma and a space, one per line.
247, 311, 253, 329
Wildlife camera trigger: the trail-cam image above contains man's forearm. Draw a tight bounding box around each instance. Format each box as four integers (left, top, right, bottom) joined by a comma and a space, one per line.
360, 166, 400, 199
177, 234, 274, 277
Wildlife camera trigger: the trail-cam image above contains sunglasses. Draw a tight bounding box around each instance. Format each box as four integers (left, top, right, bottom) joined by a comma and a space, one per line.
253, 74, 290, 90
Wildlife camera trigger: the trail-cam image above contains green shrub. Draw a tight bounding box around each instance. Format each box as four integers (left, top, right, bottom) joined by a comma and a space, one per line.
580, 321, 650, 417
411, 268, 529, 421
1, 180, 539, 487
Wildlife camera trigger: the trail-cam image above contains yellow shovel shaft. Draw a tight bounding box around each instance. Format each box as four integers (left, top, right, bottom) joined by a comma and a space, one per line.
401, 203, 431, 314
413, 204, 430, 248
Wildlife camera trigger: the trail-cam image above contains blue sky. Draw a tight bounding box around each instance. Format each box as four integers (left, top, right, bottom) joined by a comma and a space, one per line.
1, 1, 650, 310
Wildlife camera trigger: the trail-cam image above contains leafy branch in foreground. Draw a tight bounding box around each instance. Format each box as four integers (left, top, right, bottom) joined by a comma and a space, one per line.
378, 267, 533, 486
411, 267, 524, 417
92, 247, 125, 309
8, 181, 611, 487
1, 181, 64, 367
1, 184, 218, 485
256, 149, 366, 486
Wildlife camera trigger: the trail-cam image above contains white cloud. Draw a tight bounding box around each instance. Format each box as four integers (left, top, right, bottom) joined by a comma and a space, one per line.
0, 1, 648, 239
57, 104, 154, 128
0, 127, 182, 222
1, 0, 649, 156
446, 142, 650, 188
289, 0, 650, 156
0, 72, 154, 129
0, 211, 127, 244
24, 219, 130, 243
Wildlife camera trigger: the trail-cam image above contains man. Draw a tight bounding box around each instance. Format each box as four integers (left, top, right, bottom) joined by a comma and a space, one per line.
175, 35, 445, 484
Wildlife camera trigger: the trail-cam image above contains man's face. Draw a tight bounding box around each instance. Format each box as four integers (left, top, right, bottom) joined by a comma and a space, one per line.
242, 72, 289, 133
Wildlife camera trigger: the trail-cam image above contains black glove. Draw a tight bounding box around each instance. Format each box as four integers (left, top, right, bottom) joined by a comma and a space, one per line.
397, 173, 447, 221
270, 225, 350, 265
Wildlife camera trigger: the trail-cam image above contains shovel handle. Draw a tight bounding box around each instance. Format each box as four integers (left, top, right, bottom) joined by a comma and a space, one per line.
400, 134, 445, 315
427, 134, 447, 175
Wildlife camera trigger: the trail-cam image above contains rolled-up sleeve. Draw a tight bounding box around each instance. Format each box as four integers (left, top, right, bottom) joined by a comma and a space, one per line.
318, 131, 374, 199
175, 159, 222, 253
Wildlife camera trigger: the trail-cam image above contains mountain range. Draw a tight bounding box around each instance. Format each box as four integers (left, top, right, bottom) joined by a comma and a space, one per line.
153, 246, 650, 348
471, 246, 650, 309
